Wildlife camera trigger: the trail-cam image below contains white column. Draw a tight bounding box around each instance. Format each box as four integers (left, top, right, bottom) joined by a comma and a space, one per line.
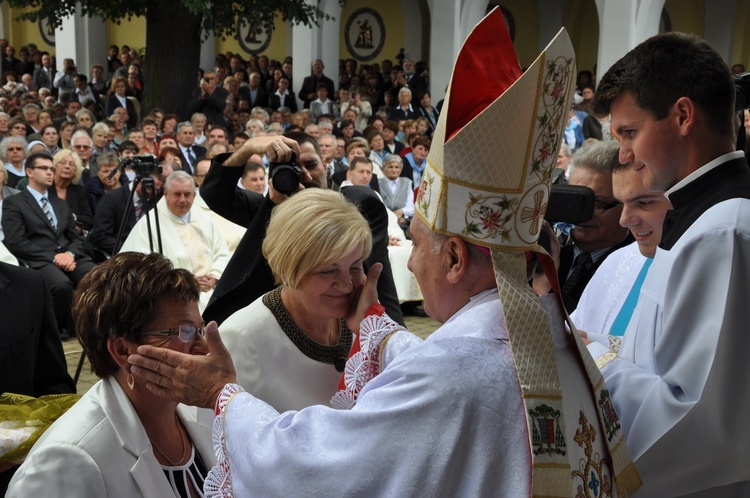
429, 0, 461, 103
55, 6, 107, 74
292, 3, 315, 109
319, 0, 340, 84
703, 0, 738, 62
200, 33, 216, 72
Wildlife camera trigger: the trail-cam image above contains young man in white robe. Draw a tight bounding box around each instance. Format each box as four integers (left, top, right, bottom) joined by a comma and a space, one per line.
571, 153, 671, 345
585, 32, 750, 496
121, 170, 230, 312
128, 11, 641, 497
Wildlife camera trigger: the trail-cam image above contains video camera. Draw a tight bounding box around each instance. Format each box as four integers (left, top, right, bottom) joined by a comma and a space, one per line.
120, 156, 162, 179
269, 151, 302, 196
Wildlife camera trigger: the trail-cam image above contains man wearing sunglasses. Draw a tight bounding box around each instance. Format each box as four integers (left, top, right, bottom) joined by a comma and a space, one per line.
1, 152, 95, 339
557, 140, 632, 312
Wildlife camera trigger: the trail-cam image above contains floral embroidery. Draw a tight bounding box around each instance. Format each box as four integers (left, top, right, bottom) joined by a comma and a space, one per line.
531, 56, 574, 179
416, 171, 434, 215
462, 193, 517, 241
571, 411, 614, 498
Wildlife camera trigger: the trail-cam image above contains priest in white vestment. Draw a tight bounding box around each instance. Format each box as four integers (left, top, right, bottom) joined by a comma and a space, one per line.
586, 32, 750, 497
128, 12, 640, 497
121, 171, 230, 312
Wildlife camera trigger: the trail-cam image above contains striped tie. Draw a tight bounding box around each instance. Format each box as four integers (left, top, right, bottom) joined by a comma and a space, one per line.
41, 197, 56, 231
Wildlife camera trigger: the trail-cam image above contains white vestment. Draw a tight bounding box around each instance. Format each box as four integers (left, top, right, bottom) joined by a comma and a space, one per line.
220, 293, 354, 412
587, 198, 750, 497
120, 198, 230, 312
207, 291, 532, 497
192, 193, 246, 254
571, 241, 645, 343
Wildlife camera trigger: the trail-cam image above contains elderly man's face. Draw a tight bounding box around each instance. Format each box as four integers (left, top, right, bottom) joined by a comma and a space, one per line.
177, 125, 195, 147
319, 137, 336, 161
73, 137, 93, 161
407, 217, 451, 323
165, 179, 196, 217
569, 165, 628, 252
242, 168, 266, 194
193, 160, 210, 187
399, 91, 411, 106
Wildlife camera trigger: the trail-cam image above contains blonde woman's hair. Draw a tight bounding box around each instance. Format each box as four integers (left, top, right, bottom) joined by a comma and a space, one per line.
263, 189, 372, 288
53, 149, 84, 184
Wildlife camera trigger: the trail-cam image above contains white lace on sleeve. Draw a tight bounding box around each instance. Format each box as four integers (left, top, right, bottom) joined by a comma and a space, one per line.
205, 383, 244, 498
330, 313, 404, 409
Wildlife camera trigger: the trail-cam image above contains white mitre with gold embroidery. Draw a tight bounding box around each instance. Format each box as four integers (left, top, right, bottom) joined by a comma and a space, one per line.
414, 8, 641, 498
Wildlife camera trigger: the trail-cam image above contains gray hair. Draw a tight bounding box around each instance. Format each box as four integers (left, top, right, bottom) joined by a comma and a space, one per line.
570, 140, 619, 176
71, 130, 94, 148
97, 151, 119, 168
0, 136, 29, 161
190, 112, 206, 123
384, 153, 403, 167
175, 121, 194, 135
165, 170, 195, 190
92, 122, 111, 135
75, 108, 96, 123
246, 118, 266, 131
250, 107, 269, 123
398, 87, 412, 98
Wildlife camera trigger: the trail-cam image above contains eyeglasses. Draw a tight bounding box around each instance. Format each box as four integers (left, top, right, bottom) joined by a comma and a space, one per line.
73, 145, 92, 150
594, 200, 622, 214
33, 166, 56, 172
141, 324, 205, 343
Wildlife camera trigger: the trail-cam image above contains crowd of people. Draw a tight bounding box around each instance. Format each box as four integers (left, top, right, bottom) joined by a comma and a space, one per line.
2, 13, 750, 497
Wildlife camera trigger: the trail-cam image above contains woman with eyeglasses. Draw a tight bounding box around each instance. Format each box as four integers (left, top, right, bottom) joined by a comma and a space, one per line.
0, 136, 28, 188
7, 252, 216, 497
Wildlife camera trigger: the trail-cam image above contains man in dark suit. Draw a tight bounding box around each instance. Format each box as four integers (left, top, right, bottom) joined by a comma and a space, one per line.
238, 71, 269, 110
33, 52, 56, 95
201, 132, 404, 327
388, 87, 420, 121
299, 59, 335, 110
187, 70, 228, 127
90, 172, 159, 256
175, 122, 206, 175
556, 141, 631, 312
0, 262, 76, 493
1, 153, 96, 334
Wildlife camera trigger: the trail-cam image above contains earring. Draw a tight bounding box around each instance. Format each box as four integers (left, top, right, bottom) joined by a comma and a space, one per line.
127, 372, 135, 390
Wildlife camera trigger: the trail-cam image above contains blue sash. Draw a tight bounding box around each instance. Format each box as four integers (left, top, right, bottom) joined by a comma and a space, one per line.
609, 258, 653, 336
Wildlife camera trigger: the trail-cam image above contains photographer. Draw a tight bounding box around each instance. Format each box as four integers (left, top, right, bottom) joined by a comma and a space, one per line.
200, 133, 404, 327
53, 58, 77, 99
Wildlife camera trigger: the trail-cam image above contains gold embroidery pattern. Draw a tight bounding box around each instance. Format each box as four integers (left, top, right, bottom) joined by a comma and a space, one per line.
607, 336, 622, 354
595, 351, 618, 369
571, 412, 614, 498
462, 194, 518, 241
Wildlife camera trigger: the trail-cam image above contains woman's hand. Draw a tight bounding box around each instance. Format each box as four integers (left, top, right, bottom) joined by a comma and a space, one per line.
345, 263, 383, 334
127, 321, 237, 409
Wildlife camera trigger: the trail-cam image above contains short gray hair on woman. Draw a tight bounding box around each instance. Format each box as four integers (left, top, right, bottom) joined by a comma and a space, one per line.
53, 149, 84, 184
245, 118, 266, 131
75, 108, 96, 123
384, 154, 403, 167
263, 189, 372, 288
92, 121, 111, 135
570, 140, 619, 176
165, 170, 195, 190
0, 136, 28, 161
249, 107, 269, 123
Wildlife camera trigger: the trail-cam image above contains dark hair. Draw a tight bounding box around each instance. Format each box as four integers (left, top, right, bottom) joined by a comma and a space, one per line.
316, 82, 329, 92
73, 252, 200, 377
117, 140, 138, 153
349, 156, 372, 171
283, 130, 321, 157
594, 32, 735, 139
25, 152, 53, 171
367, 130, 384, 143
412, 135, 431, 149
384, 120, 400, 133
242, 161, 264, 177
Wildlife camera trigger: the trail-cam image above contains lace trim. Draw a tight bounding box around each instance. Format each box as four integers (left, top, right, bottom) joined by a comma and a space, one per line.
331, 313, 403, 409
205, 383, 244, 498
595, 351, 619, 369
263, 286, 353, 366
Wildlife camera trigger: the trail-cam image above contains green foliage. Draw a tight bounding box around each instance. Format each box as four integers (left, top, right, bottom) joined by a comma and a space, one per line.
0, 0, 331, 35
